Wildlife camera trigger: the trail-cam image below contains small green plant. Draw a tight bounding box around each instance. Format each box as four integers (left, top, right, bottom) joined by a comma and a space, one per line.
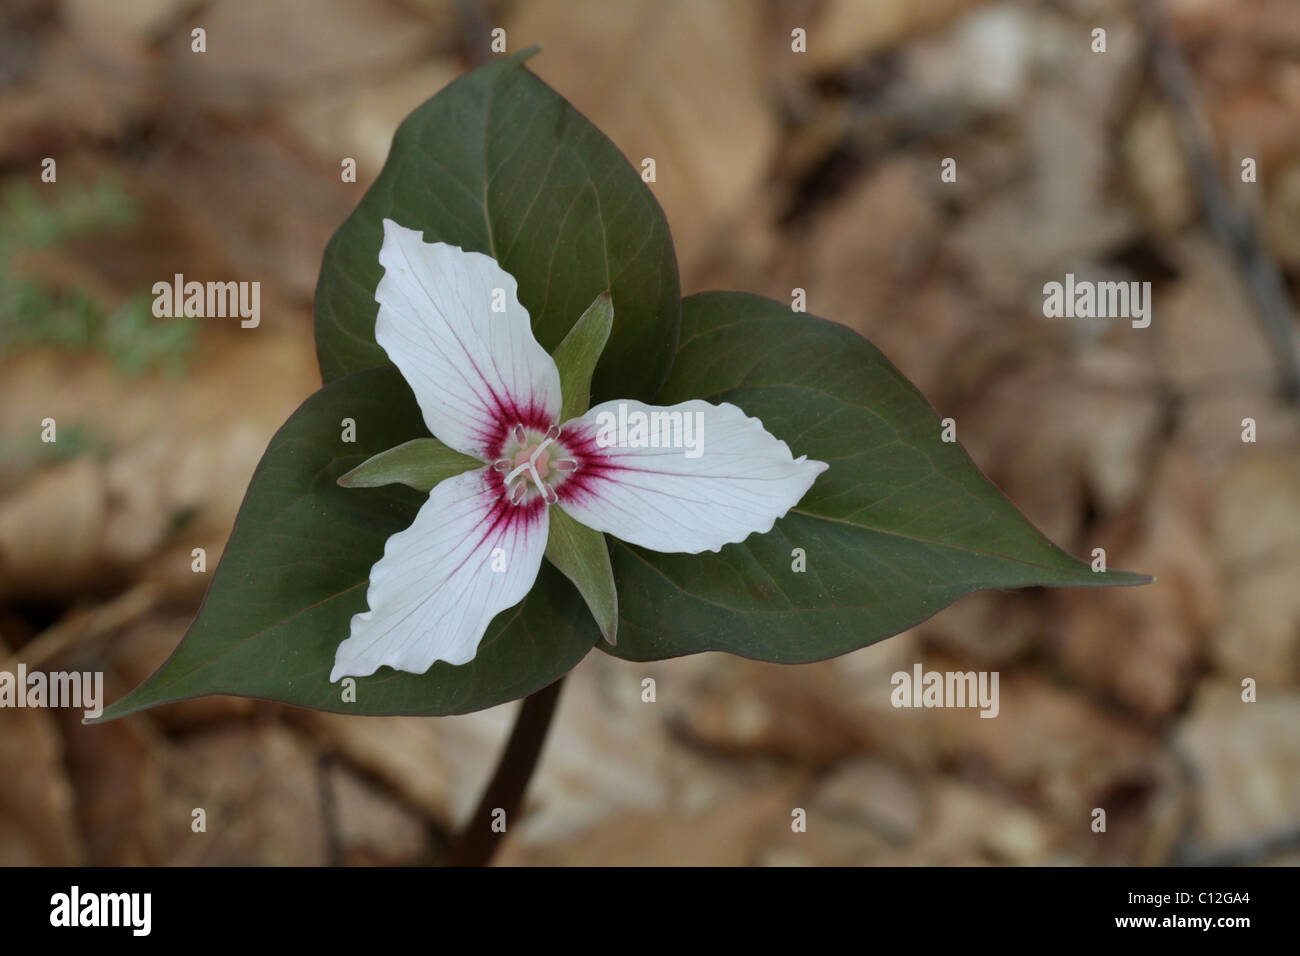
0, 422, 107, 491
0, 178, 196, 377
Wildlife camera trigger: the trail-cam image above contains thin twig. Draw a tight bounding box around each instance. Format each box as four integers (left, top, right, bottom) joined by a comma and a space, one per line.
1138, 0, 1300, 403
0, 581, 160, 672
317, 753, 345, 867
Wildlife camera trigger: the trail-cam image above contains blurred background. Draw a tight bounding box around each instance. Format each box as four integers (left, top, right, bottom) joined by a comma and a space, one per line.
1, 0, 1298, 866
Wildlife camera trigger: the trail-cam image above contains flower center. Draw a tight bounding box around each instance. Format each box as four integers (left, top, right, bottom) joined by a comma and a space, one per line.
515, 445, 550, 479
493, 424, 578, 505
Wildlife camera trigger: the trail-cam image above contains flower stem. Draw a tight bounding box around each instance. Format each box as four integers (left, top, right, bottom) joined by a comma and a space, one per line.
445, 677, 566, 866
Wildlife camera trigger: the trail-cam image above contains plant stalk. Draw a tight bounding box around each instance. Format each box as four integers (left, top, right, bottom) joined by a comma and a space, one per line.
445, 677, 566, 866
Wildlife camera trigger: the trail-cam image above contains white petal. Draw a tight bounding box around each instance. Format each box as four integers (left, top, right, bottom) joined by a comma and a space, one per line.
556, 399, 828, 554
374, 219, 562, 460
331, 467, 548, 680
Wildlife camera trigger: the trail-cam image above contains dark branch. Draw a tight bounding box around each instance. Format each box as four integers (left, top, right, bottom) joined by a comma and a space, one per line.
445, 677, 566, 866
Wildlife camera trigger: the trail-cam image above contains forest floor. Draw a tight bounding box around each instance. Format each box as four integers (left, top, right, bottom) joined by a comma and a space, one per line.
1, 0, 1298, 865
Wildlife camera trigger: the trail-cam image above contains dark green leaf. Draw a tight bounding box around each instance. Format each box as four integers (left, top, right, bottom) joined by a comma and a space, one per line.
313, 50, 679, 406
337, 437, 479, 491
603, 292, 1151, 663
97, 366, 599, 722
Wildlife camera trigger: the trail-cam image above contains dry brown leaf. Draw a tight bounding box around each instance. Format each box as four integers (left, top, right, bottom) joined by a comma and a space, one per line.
55, 708, 166, 865
0, 333, 319, 600
803, 0, 988, 73
0, 458, 108, 599
159, 724, 326, 865
1122, 100, 1197, 235
1054, 442, 1219, 719
1175, 681, 1300, 858
903, 778, 1053, 865
518, 654, 772, 843
0, 638, 84, 865
0, 2, 152, 158
497, 783, 798, 866
1160, 238, 1279, 389
160, 0, 437, 114
955, 349, 1164, 549
282, 61, 461, 187
327, 762, 435, 866
506, 0, 779, 274
293, 712, 453, 825
924, 663, 1168, 842
1213, 452, 1300, 681
139, 124, 356, 301
673, 657, 867, 767
809, 756, 923, 844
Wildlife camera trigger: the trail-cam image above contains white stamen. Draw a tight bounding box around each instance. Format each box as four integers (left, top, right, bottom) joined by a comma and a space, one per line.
527, 464, 548, 499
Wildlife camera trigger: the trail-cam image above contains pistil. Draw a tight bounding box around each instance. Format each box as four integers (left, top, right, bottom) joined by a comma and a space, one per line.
500, 424, 574, 505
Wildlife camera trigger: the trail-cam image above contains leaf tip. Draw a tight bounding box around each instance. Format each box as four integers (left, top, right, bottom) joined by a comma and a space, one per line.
85, 700, 128, 725
336, 467, 369, 489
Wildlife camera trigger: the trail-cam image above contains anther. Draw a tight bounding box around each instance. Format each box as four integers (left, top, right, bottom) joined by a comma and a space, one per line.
492, 458, 511, 472
543, 485, 558, 504
552, 459, 577, 472
513, 424, 526, 444
545, 425, 561, 440
509, 482, 526, 505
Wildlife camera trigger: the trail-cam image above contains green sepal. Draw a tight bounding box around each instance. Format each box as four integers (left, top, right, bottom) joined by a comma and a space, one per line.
552, 291, 613, 423
545, 505, 618, 645
337, 438, 481, 492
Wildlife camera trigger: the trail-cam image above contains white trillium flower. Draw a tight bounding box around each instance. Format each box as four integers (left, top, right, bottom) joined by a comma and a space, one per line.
330, 219, 829, 681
